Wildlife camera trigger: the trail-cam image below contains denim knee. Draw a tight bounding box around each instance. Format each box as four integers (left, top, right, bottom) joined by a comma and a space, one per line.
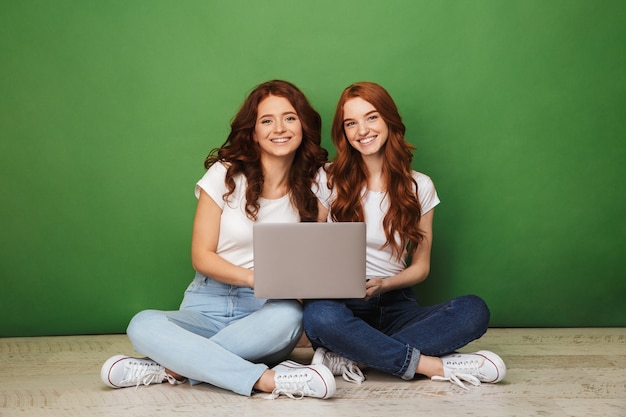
462, 294, 491, 334
302, 300, 346, 338
126, 309, 165, 346
262, 300, 303, 344
266, 300, 303, 329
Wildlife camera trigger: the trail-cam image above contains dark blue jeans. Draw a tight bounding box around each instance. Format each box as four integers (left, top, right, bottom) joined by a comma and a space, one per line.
303, 289, 490, 380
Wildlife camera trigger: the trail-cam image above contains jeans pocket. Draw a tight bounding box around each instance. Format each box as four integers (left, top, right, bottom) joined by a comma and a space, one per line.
184, 274, 208, 294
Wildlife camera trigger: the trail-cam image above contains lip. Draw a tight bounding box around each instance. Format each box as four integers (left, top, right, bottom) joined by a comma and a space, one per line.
357, 135, 377, 145
270, 137, 291, 143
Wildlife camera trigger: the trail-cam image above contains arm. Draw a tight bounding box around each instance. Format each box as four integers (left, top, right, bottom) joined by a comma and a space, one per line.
191, 190, 254, 288
364, 209, 434, 298
317, 200, 329, 222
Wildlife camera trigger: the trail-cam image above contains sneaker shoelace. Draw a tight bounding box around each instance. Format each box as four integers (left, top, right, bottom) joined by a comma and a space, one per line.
324, 352, 365, 384
432, 372, 481, 390
267, 371, 314, 400
431, 359, 483, 390
120, 361, 183, 388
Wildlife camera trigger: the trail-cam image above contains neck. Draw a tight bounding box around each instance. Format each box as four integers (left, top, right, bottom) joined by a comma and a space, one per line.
261, 155, 293, 199
362, 154, 385, 192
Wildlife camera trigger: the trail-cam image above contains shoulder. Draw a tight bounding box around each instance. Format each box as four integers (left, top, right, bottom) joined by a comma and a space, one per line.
207, 160, 229, 176
411, 170, 435, 189
201, 161, 233, 183
195, 161, 232, 200
312, 164, 332, 204
317, 163, 331, 181
411, 170, 440, 212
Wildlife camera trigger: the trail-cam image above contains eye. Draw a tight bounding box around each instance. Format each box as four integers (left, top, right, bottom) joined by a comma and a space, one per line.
344, 121, 356, 128
285, 115, 297, 122
260, 118, 272, 125
367, 114, 379, 121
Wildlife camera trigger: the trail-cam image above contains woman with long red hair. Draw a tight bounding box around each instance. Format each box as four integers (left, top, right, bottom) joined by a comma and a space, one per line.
304, 81, 506, 389
100, 80, 335, 400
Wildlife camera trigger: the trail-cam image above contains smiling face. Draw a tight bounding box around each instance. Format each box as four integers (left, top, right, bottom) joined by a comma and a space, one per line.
253, 94, 303, 160
342, 97, 389, 157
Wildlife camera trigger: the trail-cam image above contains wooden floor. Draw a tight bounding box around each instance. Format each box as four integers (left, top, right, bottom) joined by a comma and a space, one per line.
1, 328, 625, 416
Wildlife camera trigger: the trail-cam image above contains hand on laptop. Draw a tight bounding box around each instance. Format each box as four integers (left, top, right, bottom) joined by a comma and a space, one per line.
364, 277, 385, 300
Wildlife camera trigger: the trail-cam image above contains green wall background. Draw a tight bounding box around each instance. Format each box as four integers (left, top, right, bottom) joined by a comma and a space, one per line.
1, 0, 624, 337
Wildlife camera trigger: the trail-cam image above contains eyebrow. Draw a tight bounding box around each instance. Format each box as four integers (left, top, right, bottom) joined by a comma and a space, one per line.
343, 110, 378, 122
258, 111, 298, 120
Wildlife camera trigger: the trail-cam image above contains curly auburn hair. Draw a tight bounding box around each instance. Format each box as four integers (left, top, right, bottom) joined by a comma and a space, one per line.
204, 80, 327, 222
328, 81, 424, 260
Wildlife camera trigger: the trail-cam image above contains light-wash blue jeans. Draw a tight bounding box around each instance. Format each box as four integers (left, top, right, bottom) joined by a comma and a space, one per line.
127, 273, 303, 396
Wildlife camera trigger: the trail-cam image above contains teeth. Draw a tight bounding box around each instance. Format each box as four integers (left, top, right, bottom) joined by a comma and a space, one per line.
359, 136, 376, 144
272, 138, 289, 143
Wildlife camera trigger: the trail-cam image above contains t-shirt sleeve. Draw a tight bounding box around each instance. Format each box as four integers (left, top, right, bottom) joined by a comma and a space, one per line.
414, 172, 441, 214
312, 165, 332, 209
195, 162, 229, 209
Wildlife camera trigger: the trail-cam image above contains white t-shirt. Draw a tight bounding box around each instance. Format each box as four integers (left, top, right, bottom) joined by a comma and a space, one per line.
195, 162, 300, 270
316, 165, 440, 277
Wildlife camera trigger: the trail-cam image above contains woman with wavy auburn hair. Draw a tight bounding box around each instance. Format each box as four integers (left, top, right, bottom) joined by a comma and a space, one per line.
100, 80, 336, 400
304, 81, 507, 389
206, 79, 328, 222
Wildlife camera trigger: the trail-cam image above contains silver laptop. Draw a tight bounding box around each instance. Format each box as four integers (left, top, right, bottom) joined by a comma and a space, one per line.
253, 222, 366, 299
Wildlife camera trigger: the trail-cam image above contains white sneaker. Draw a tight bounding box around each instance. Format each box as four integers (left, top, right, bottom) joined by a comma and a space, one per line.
101, 355, 185, 388
271, 360, 304, 372
267, 361, 336, 399
311, 347, 365, 384
432, 350, 506, 390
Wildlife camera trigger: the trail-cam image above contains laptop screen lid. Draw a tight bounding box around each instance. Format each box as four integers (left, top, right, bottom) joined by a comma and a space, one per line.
253, 222, 366, 299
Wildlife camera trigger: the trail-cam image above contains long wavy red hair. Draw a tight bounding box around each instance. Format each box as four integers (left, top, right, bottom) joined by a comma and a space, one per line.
329, 82, 423, 259
205, 80, 327, 221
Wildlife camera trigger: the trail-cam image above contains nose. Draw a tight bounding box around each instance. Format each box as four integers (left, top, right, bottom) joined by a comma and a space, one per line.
275, 120, 286, 133
357, 121, 368, 136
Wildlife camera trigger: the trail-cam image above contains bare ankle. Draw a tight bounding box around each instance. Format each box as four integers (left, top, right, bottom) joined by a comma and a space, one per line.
165, 369, 185, 381
253, 369, 276, 393
415, 355, 444, 378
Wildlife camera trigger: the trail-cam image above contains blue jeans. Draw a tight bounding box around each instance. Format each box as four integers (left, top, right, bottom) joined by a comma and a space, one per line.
303, 288, 489, 380
127, 273, 303, 396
